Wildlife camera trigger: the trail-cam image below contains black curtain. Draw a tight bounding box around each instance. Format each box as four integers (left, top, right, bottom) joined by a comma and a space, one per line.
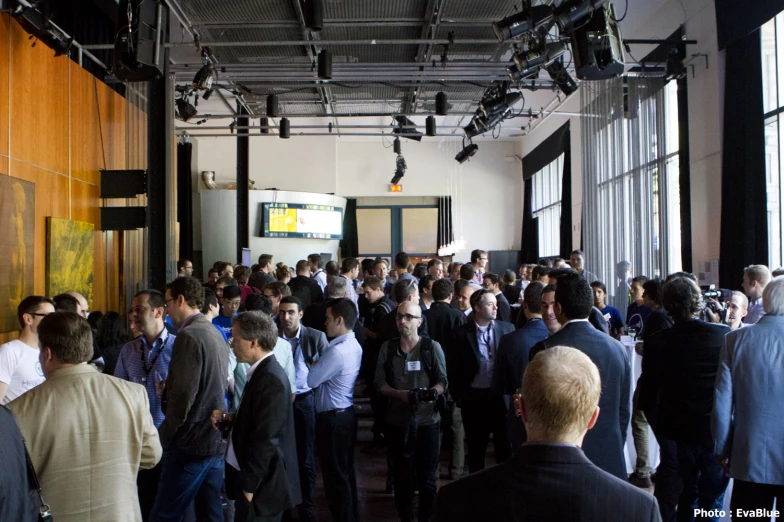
176, 142, 194, 262
559, 135, 573, 257
521, 178, 539, 263
719, 29, 768, 289
340, 199, 359, 259
437, 197, 453, 249
715, 0, 782, 50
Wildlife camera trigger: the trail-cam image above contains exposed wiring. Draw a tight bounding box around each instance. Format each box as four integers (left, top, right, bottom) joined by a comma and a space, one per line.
611, 0, 628, 22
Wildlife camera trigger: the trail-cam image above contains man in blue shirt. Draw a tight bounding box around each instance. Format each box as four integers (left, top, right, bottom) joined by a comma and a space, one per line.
114, 289, 176, 521
590, 281, 624, 338
307, 298, 362, 522
213, 285, 241, 337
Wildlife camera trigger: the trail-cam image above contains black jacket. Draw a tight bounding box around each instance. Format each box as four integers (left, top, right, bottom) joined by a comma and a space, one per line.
448, 320, 515, 404
495, 292, 512, 323
423, 301, 466, 346
279, 325, 328, 368
160, 314, 229, 456
228, 355, 301, 516
434, 444, 661, 522
288, 275, 324, 311
640, 319, 728, 445
0, 406, 37, 522
529, 321, 631, 480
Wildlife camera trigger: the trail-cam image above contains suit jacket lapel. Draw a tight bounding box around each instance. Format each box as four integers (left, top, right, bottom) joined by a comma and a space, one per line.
465, 322, 481, 363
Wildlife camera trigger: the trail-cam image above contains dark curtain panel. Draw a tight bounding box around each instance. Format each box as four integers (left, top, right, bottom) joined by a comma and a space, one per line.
715, 0, 783, 50
176, 142, 194, 262
559, 133, 573, 257
719, 29, 768, 289
340, 199, 359, 259
437, 197, 453, 248
522, 121, 571, 179
521, 177, 539, 263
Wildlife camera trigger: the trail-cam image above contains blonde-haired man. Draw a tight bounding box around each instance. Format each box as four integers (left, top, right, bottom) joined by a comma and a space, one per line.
434, 346, 660, 522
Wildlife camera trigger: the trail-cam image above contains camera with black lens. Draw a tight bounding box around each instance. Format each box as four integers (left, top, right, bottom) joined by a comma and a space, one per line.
407, 387, 439, 405
700, 285, 731, 322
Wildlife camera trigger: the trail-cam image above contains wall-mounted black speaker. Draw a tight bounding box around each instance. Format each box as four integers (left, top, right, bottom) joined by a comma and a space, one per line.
100, 169, 147, 198
100, 207, 147, 230
113, 0, 165, 81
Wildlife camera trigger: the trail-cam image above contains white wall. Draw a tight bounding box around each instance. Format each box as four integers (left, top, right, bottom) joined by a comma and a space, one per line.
192, 136, 523, 265
521, 0, 723, 276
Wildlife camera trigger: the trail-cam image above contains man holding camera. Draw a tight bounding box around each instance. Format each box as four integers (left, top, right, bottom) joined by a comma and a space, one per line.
374, 301, 448, 522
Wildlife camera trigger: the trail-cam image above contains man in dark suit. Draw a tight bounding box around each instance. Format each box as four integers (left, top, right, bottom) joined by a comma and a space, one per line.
448, 289, 515, 472
434, 346, 661, 522
0, 405, 37, 522
492, 281, 549, 450
220, 311, 300, 522
644, 277, 729, 520
529, 272, 631, 480
278, 296, 328, 522
482, 272, 512, 323
288, 260, 324, 312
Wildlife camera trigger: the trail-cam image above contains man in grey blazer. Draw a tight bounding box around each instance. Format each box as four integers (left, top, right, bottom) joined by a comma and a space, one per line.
713, 275, 784, 515
278, 296, 328, 522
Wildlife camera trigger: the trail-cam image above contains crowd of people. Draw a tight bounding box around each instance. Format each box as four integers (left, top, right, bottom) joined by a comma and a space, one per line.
1, 249, 783, 522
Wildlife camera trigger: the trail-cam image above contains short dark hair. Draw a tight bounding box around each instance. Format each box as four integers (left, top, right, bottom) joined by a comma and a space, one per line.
395, 252, 410, 269
662, 277, 702, 321
542, 284, 557, 295
325, 298, 357, 330
549, 268, 575, 280
453, 279, 469, 297
308, 254, 323, 268
39, 311, 93, 364
373, 258, 387, 269
296, 259, 311, 273
363, 276, 383, 292
17, 296, 55, 329
233, 311, 278, 352
590, 281, 607, 294
280, 295, 303, 312
216, 261, 233, 274
258, 254, 274, 269
393, 278, 418, 303
208, 268, 219, 276
524, 281, 545, 313
251, 264, 260, 272
325, 261, 339, 276
459, 264, 475, 281
470, 288, 494, 310
538, 258, 554, 268
96, 311, 130, 349
532, 265, 550, 281
554, 273, 593, 320
223, 285, 242, 300
427, 259, 442, 269
419, 274, 436, 293
245, 294, 272, 314
361, 258, 375, 275
234, 265, 251, 284
631, 275, 649, 286
483, 272, 499, 286
413, 265, 429, 280
341, 257, 358, 274
166, 276, 205, 310
177, 259, 192, 271
202, 288, 219, 313
217, 277, 238, 288
642, 278, 664, 305
134, 289, 166, 311
570, 249, 585, 257
502, 269, 517, 286
432, 279, 454, 301
263, 281, 291, 298
53, 293, 80, 313
665, 271, 698, 283
470, 249, 487, 263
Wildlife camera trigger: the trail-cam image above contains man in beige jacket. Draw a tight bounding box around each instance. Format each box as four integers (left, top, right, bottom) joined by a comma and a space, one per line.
8, 311, 161, 522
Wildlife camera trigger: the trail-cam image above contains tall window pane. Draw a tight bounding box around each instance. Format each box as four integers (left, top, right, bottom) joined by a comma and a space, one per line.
531, 154, 564, 257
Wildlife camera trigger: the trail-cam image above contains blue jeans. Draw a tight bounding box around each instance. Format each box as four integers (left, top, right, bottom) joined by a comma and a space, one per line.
676, 442, 730, 522
149, 448, 225, 522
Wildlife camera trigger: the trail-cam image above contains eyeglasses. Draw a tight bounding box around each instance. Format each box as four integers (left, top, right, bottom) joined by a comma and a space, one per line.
30, 313, 49, 317
224, 301, 242, 309
164, 298, 176, 308
396, 313, 421, 322
479, 257, 488, 261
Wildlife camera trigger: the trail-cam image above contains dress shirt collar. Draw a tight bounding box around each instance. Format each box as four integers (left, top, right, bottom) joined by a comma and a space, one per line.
246, 352, 274, 381
329, 331, 356, 348
283, 324, 302, 341
463, 308, 472, 316
140, 326, 169, 351
523, 441, 580, 449
475, 320, 494, 332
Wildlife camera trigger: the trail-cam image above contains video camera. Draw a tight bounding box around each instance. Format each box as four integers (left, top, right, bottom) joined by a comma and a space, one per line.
700, 286, 732, 300
407, 387, 439, 405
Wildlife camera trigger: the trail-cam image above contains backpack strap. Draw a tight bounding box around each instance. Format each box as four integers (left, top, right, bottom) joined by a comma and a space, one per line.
384, 338, 399, 386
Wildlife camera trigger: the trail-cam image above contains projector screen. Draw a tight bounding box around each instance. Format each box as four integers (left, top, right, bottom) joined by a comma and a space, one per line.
262, 202, 344, 239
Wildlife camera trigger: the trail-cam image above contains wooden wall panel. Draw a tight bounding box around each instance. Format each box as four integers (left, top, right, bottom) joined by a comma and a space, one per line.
71, 179, 106, 311
100, 82, 128, 171
0, 16, 9, 160
8, 19, 69, 174
69, 65, 104, 185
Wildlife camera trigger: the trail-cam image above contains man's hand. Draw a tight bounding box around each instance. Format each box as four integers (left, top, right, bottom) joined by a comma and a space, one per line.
243, 491, 254, 503
398, 390, 410, 404
210, 410, 222, 431
634, 342, 644, 356
717, 455, 730, 476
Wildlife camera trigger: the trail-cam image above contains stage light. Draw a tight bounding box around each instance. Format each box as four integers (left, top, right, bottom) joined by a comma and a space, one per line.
305, 0, 324, 32
318, 50, 332, 79
260, 117, 269, 134
665, 48, 687, 80
436, 92, 448, 115
202, 88, 214, 100
512, 42, 567, 77
279, 117, 290, 139
267, 94, 279, 117
391, 154, 407, 184
175, 98, 197, 121
480, 91, 523, 119
545, 60, 579, 96
393, 137, 402, 154
192, 61, 216, 91
492, 5, 554, 43
554, 0, 610, 33
426, 115, 437, 137
464, 108, 509, 139
455, 144, 479, 164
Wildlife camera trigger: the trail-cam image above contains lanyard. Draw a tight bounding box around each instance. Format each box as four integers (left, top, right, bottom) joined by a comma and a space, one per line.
141, 338, 164, 376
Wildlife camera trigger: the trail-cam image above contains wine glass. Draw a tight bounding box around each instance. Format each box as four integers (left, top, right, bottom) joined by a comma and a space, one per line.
627, 326, 638, 342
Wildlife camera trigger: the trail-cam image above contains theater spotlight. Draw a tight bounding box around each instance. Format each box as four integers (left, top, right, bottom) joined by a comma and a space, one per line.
480, 91, 523, 119
554, 0, 610, 33
512, 42, 567, 77
392, 116, 423, 141
545, 60, 579, 96
426, 115, 437, 137
192, 60, 216, 91
175, 97, 197, 122
492, 5, 554, 43
305, 0, 324, 32
391, 154, 407, 184
435, 92, 448, 115
202, 88, 214, 101
267, 94, 279, 117
455, 143, 479, 164
279, 117, 291, 139
464, 109, 508, 139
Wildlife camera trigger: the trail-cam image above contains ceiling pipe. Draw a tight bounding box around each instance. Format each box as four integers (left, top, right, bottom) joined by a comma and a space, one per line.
81, 38, 517, 50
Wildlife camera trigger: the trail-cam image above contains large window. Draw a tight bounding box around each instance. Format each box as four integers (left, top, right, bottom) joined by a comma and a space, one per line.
356, 205, 438, 261
762, 11, 784, 269
531, 155, 563, 257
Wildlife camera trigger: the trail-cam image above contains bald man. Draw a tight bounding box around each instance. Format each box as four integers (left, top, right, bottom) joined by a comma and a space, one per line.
66, 291, 89, 319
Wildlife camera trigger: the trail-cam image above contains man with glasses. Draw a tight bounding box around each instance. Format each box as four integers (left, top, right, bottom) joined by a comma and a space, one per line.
0, 296, 55, 404
177, 259, 194, 278
470, 250, 489, 285
213, 285, 242, 337
114, 289, 176, 521
377, 278, 431, 349
374, 301, 447, 522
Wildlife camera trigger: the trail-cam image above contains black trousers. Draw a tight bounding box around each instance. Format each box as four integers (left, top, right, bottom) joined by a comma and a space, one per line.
293, 392, 317, 522
138, 462, 162, 522
316, 408, 359, 522
386, 422, 440, 522
460, 387, 511, 473
731, 480, 784, 521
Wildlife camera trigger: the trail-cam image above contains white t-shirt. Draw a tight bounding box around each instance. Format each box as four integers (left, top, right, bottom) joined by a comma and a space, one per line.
0, 339, 45, 405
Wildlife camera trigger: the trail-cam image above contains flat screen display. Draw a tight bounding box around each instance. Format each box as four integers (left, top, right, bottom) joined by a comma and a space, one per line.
262, 203, 343, 239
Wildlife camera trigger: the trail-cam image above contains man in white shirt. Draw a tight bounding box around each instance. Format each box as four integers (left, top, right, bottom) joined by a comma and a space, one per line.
308, 253, 328, 293
0, 296, 55, 404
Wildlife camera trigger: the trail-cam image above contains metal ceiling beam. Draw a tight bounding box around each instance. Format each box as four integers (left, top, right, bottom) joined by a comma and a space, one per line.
196, 18, 502, 29
402, 0, 446, 115
81, 39, 515, 50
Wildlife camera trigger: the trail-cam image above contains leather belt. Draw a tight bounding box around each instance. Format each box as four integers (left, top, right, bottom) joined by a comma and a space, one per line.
316, 406, 353, 417
295, 390, 314, 400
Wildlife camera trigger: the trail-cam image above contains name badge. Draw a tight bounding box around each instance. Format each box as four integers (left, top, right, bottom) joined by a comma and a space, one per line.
407, 361, 421, 372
